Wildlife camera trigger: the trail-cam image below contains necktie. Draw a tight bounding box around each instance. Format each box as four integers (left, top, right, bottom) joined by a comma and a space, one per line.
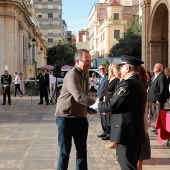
151, 76, 155, 82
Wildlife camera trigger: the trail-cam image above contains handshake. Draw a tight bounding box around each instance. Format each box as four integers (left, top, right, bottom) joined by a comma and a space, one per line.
87, 106, 97, 114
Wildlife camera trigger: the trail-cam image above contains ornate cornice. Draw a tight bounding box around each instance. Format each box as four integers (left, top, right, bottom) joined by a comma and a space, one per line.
140, 0, 151, 8
0, 0, 46, 46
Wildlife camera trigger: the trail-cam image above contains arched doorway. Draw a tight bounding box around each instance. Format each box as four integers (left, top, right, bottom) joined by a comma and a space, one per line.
150, 3, 168, 69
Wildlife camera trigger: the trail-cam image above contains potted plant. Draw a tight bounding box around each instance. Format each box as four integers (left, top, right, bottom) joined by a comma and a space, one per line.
27, 60, 39, 96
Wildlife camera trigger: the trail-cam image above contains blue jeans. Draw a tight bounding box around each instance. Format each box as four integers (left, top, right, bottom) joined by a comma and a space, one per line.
56, 117, 88, 170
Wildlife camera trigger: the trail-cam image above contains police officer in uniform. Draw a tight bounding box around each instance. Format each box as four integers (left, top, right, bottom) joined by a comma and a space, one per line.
37, 69, 49, 105
98, 55, 147, 170
1, 66, 12, 105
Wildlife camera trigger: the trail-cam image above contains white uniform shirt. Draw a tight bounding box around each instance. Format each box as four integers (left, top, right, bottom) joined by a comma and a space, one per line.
14, 75, 20, 84
49, 74, 56, 85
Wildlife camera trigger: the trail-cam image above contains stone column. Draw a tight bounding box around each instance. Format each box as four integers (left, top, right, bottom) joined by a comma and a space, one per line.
18, 21, 24, 73
0, 12, 5, 70
141, 0, 151, 71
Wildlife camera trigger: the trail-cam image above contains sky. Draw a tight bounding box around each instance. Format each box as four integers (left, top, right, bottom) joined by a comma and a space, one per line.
62, 0, 99, 34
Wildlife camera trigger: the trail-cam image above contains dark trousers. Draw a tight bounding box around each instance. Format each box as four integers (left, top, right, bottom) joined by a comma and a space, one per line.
151, 102, 164, 118
14, 84, 23, 96
3, 86, 11, 104
56, 117, 88, 170
39, 88, 49, 103
100, 112, 110, 137
117, 144, 140, 170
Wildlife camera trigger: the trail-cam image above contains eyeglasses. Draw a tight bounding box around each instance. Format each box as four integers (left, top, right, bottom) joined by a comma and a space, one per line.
79, 59, 92, 64
99, 68, 105, 70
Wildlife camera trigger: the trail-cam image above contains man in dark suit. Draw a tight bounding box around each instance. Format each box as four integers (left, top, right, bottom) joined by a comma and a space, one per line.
98, 55, 146, 170
164, 67, 170, 101
148, 63, 168, 134
96, 64, 109, 140
37, 69, 49, 105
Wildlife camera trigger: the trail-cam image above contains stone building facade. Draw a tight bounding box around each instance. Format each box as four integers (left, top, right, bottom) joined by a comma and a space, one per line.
76, 29, 89, 50
66, 31, 76, 46
141, 0, 169, 70
88, 0, 139, 59
34, 0, 64, 47
0, 0, 47, 82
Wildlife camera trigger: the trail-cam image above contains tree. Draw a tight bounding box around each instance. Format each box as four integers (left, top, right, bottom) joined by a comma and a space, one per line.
110, 17, 142, 59
47, 41, 77, 66
104, 59, 110, 68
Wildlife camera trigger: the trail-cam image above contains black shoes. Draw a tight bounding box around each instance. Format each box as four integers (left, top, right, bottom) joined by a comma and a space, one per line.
151, 129, 157, 133
102, 136, 110, 140
38, 102, 49, 105
2, 103, 11, 105
151, 129, 158, 135
97, 133, 110, 140
97, 134, 106, 138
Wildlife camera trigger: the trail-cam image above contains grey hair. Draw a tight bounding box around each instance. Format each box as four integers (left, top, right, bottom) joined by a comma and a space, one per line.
127, 64, 140, 72
164, 67, 170, 72
74, 49, 90, 61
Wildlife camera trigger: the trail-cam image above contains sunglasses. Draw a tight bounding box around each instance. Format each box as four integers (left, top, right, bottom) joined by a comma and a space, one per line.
99, 68, 105, 70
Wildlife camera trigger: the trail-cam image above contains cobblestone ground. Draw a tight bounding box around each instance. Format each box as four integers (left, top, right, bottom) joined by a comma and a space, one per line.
0, 96, 170, 170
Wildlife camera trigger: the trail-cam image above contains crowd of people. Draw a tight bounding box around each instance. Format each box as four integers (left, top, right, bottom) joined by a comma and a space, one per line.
1, 67, 56, 105
1, 48, 170, 170
92, 61, 169, 169
54, 49, 170, 170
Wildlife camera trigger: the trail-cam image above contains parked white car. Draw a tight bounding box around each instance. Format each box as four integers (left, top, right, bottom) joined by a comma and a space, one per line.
56, 68, 101, 93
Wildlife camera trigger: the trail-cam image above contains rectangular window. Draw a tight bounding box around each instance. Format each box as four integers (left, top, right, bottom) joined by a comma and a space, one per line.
48, 21, 53, 26
48, 5, 53, 9
48, 30, 53, 35
114, 30, 120, 38
48, 0, 53, 1
38, 14, 42, 18
48, 13, 53, 18
58, 14, 62, 18
103, 32, 105, 40
58, 22, 61, 27
114, 13, 119, 20
58, 6, 62, 10
38, 5, 42, 9
48, 38, 53, 43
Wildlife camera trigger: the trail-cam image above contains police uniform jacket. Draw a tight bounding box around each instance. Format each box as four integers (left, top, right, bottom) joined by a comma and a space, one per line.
98, 75, 147, 146
37, 73, 49, 89
1, 74, 12, 86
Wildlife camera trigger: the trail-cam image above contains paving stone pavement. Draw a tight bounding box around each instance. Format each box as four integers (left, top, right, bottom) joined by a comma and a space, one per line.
0, 95, 170, 170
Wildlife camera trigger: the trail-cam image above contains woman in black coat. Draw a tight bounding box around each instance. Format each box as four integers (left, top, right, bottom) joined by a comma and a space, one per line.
104, 63, 121, 153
